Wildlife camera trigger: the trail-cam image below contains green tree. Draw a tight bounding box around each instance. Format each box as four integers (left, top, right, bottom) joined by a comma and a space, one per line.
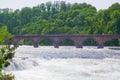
0, 25, 9, 44
0, 2, 120, 45
0, 26, 15, 80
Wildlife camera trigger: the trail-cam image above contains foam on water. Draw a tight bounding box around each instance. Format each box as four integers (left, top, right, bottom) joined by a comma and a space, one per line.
5, 46, 120, 80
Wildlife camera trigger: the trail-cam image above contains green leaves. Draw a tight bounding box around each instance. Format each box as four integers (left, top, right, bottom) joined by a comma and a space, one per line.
0, 73, 14, 80
0, 26, 15, 80
0, 2, 120, 46
0, 26, 9, 44
0, 44, 15, 80
0, 45, 15, 70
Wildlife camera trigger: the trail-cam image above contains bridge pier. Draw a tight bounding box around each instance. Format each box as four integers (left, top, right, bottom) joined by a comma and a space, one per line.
75, 42, 83, 48
33, 43, 39, 48
13, 39, 20, 47
53, 42, 59, 48
13, 43, 19, 47
97, 44, 104, 48
32, 38, 40, 48
76, 44, 83, 48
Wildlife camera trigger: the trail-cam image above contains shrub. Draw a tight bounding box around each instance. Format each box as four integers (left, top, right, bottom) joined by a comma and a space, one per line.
0, 36, 16, 80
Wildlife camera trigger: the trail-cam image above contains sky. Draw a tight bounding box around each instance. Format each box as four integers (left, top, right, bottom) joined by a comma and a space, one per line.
0, 0, 120, 11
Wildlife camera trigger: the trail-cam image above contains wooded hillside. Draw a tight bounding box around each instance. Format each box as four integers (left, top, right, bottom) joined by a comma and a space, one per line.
0, 1, 120, 45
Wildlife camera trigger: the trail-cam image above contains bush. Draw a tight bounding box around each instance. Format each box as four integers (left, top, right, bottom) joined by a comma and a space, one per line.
0, 72, 14, 80
0, 36, 16, 80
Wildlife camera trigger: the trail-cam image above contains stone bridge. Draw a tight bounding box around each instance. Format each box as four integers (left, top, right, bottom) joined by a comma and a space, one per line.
13, 34, 120, 48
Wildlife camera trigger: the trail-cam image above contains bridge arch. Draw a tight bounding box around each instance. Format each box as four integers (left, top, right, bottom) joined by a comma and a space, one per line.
82, 38, 98, 46
59, 38, 75, 46
39, 38, 53, 46
82, 38, 99, 47
104, 38, 120, 46
13, 38, 34, 47
19, 38, 32, 45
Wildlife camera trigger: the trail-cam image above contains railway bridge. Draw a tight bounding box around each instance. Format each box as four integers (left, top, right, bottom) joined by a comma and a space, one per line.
13, 34, 120, 48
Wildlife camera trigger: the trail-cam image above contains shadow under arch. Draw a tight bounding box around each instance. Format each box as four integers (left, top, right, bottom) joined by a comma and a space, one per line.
59, 39, 75, 46
39, 38, 53, 46
83, 38, 98, 46
104, 39, 120, 46
19, 38, 32, 46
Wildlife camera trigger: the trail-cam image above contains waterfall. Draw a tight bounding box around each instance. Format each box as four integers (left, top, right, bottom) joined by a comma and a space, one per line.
5, 46, 120, 80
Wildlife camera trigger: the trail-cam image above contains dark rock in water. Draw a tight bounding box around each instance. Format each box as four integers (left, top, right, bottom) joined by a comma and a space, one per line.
109, 47, 120, 50
21, 57, 28, 60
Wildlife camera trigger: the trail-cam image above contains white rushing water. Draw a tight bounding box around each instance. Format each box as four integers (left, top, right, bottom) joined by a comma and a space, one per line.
5, 46, 120, 80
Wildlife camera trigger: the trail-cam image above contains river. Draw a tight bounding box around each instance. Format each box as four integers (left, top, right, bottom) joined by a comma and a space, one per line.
5, 46, 120, 80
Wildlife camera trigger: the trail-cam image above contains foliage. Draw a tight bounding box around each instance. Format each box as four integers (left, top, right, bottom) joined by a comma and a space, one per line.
0, 1, 120, 45
0, 44, 15, 80
0, 26, 15, 80
0, 73, 14, 80
0, 26, 9, 44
